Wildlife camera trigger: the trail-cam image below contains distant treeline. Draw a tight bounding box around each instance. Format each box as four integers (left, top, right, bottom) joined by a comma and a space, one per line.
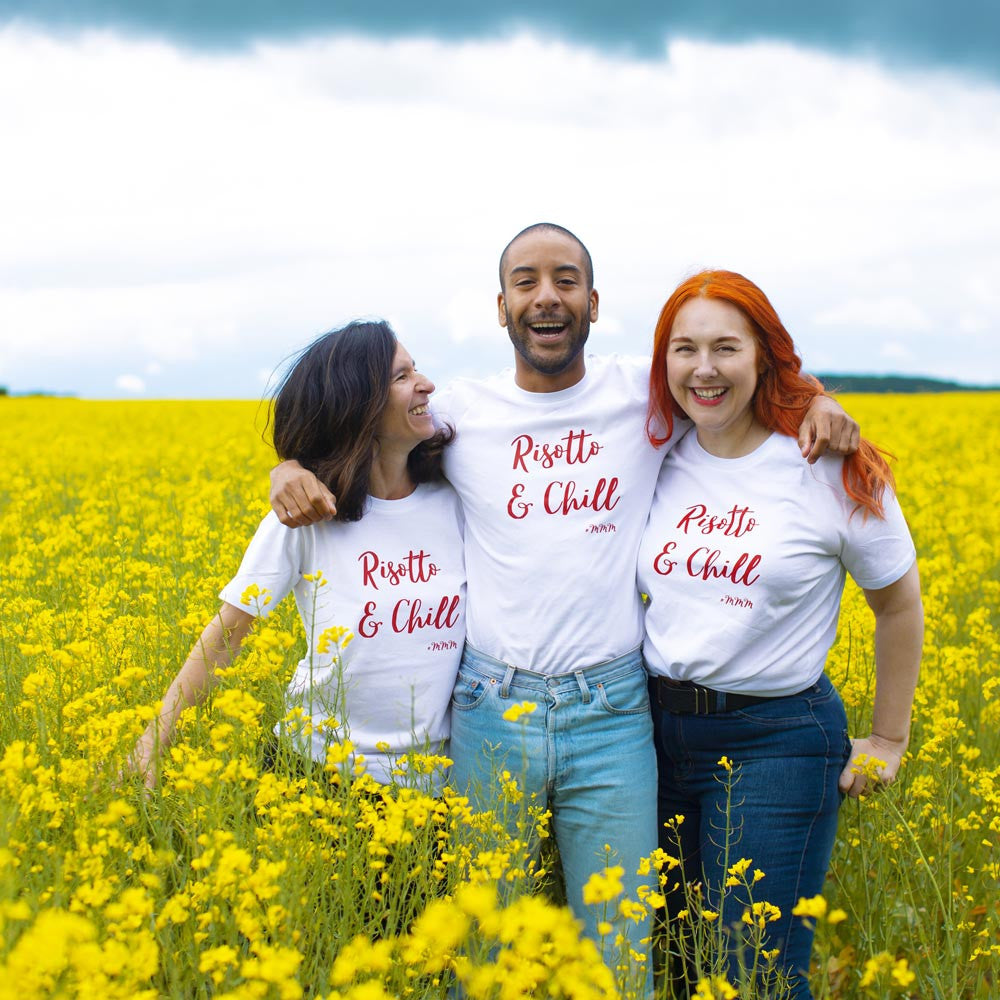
816, 374, 999, 394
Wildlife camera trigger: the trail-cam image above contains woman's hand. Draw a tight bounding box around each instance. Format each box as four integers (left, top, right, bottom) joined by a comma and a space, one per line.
270, 460, 337, 526
119, 734, 158, 791
838, 733, 907, 798
798, 395, 861, 463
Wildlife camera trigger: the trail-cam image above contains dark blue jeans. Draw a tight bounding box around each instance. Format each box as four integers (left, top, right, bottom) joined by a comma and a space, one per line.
651, 673, 851, 999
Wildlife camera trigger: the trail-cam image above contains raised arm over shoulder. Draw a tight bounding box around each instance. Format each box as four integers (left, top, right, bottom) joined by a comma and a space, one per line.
270, 460, 337, 527
798, 394, 861, 464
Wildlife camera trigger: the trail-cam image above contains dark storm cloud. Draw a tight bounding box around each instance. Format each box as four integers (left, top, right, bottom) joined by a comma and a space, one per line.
2, 0, 999, 80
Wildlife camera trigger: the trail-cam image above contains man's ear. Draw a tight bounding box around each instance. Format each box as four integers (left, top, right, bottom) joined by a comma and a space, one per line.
497, 292, 508, 328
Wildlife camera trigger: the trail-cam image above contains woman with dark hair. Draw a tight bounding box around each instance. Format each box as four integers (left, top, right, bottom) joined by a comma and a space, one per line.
132, 319, 466, 787
639, 272, 923, 997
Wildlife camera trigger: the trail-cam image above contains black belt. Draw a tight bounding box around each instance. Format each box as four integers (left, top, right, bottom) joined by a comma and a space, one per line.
649, 676, 777, 715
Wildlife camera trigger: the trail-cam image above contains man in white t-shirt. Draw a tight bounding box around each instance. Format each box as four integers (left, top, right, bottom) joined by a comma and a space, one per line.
268, 223, 858, 962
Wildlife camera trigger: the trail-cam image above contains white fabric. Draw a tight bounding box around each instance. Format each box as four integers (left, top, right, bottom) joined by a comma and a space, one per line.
220, 481, 466, 783
434, 354, 685, 675
638, 431, 916, 696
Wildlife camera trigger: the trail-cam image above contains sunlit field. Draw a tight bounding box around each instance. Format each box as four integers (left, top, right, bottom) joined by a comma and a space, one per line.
1, 394, 998, 999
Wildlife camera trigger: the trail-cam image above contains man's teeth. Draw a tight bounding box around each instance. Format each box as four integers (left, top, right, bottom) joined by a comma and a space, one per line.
692, 388, 726, 399
532, 322, 565, 330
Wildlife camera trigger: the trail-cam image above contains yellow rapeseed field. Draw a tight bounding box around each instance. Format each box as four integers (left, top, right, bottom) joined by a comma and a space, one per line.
1, 394, 998, 999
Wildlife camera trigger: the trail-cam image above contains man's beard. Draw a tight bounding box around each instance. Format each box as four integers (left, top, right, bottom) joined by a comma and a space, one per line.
506, 316, 590, 376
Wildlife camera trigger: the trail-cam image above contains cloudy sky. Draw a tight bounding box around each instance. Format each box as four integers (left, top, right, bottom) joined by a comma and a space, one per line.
1, 1, 998, 397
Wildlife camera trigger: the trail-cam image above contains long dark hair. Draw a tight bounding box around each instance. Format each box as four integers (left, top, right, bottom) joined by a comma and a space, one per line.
271, 320, 453, 522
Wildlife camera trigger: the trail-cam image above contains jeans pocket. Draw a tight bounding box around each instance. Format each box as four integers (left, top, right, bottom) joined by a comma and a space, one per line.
596, 671, 651, 716
451, 671, 490, 711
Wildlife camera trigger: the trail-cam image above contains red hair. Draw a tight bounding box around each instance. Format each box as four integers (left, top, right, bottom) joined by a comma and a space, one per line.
646, 270, 895, 518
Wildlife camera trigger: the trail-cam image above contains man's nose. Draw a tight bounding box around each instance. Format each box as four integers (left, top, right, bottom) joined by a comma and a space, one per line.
533, 278, 560, 308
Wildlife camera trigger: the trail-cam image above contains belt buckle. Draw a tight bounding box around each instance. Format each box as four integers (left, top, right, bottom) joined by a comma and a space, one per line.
694, 683, 712, 715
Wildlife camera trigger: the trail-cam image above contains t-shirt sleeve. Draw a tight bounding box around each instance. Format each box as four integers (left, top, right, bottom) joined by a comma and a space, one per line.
219, 512, 305, 617
840, 489, 916, 591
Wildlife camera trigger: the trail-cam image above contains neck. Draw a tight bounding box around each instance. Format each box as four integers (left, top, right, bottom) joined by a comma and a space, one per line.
696, 417, 771, 458
513, 356, 586, 393
369, 450, 416, 500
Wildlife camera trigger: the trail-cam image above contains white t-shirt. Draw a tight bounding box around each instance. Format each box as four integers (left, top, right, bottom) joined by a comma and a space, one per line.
434, 354, 685, 675
638, 431, 916, 696
220, 481, 466, 783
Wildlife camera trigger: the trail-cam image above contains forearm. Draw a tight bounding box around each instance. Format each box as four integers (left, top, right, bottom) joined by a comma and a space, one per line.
866, 565, 923, 747
870, 606, 923, 745
134, 607, 253, 772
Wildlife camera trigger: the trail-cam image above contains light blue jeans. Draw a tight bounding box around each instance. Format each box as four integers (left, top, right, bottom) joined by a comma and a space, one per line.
449, 644, 658, 968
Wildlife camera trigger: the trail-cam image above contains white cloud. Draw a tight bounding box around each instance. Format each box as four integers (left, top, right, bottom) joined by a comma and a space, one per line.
880, 341, 913, 360
812, 297, 933, 333
0, 26, 998, 393
115, 374, 146, 393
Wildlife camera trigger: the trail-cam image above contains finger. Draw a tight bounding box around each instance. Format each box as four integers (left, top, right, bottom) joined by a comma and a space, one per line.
830, 420, 852, 455
848, 423, 861, 455
271, 487, 299, 526
273, 498, 298, 527
805, 425, 830, 465
798, 424, 814, 459
838, 761, 858, 796
292, 485, 330, 525
831, 418, 861, 455
282, 485, 326, 527
304, 484, 337, 522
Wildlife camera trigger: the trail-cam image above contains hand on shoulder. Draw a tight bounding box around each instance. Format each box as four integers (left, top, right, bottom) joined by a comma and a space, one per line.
270, 460, 337, 526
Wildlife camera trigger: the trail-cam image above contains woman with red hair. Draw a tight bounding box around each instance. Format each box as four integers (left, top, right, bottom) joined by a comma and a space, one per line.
639, 271, 923, 998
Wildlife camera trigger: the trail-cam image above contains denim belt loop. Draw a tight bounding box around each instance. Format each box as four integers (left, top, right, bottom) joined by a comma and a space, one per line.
500, 664, 516, 699
573, 669, 592, 704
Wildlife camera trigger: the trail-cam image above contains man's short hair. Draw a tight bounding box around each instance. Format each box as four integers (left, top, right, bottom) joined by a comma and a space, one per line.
499, 223, 594, 291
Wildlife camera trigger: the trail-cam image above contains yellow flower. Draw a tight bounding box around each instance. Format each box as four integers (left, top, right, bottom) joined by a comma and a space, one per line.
317, 624, 354, 654
792, 894, 828, 920
501, 700, 538, 723
239, 582, 272, 609
892, 957, 916, 987
582, 865, 625, 905
693, 974, 738, 999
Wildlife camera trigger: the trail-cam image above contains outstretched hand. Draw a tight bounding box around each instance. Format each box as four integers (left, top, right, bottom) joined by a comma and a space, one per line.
270, 460, 337, 526
798, 395, 860, 464
838, 734, 907, 799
